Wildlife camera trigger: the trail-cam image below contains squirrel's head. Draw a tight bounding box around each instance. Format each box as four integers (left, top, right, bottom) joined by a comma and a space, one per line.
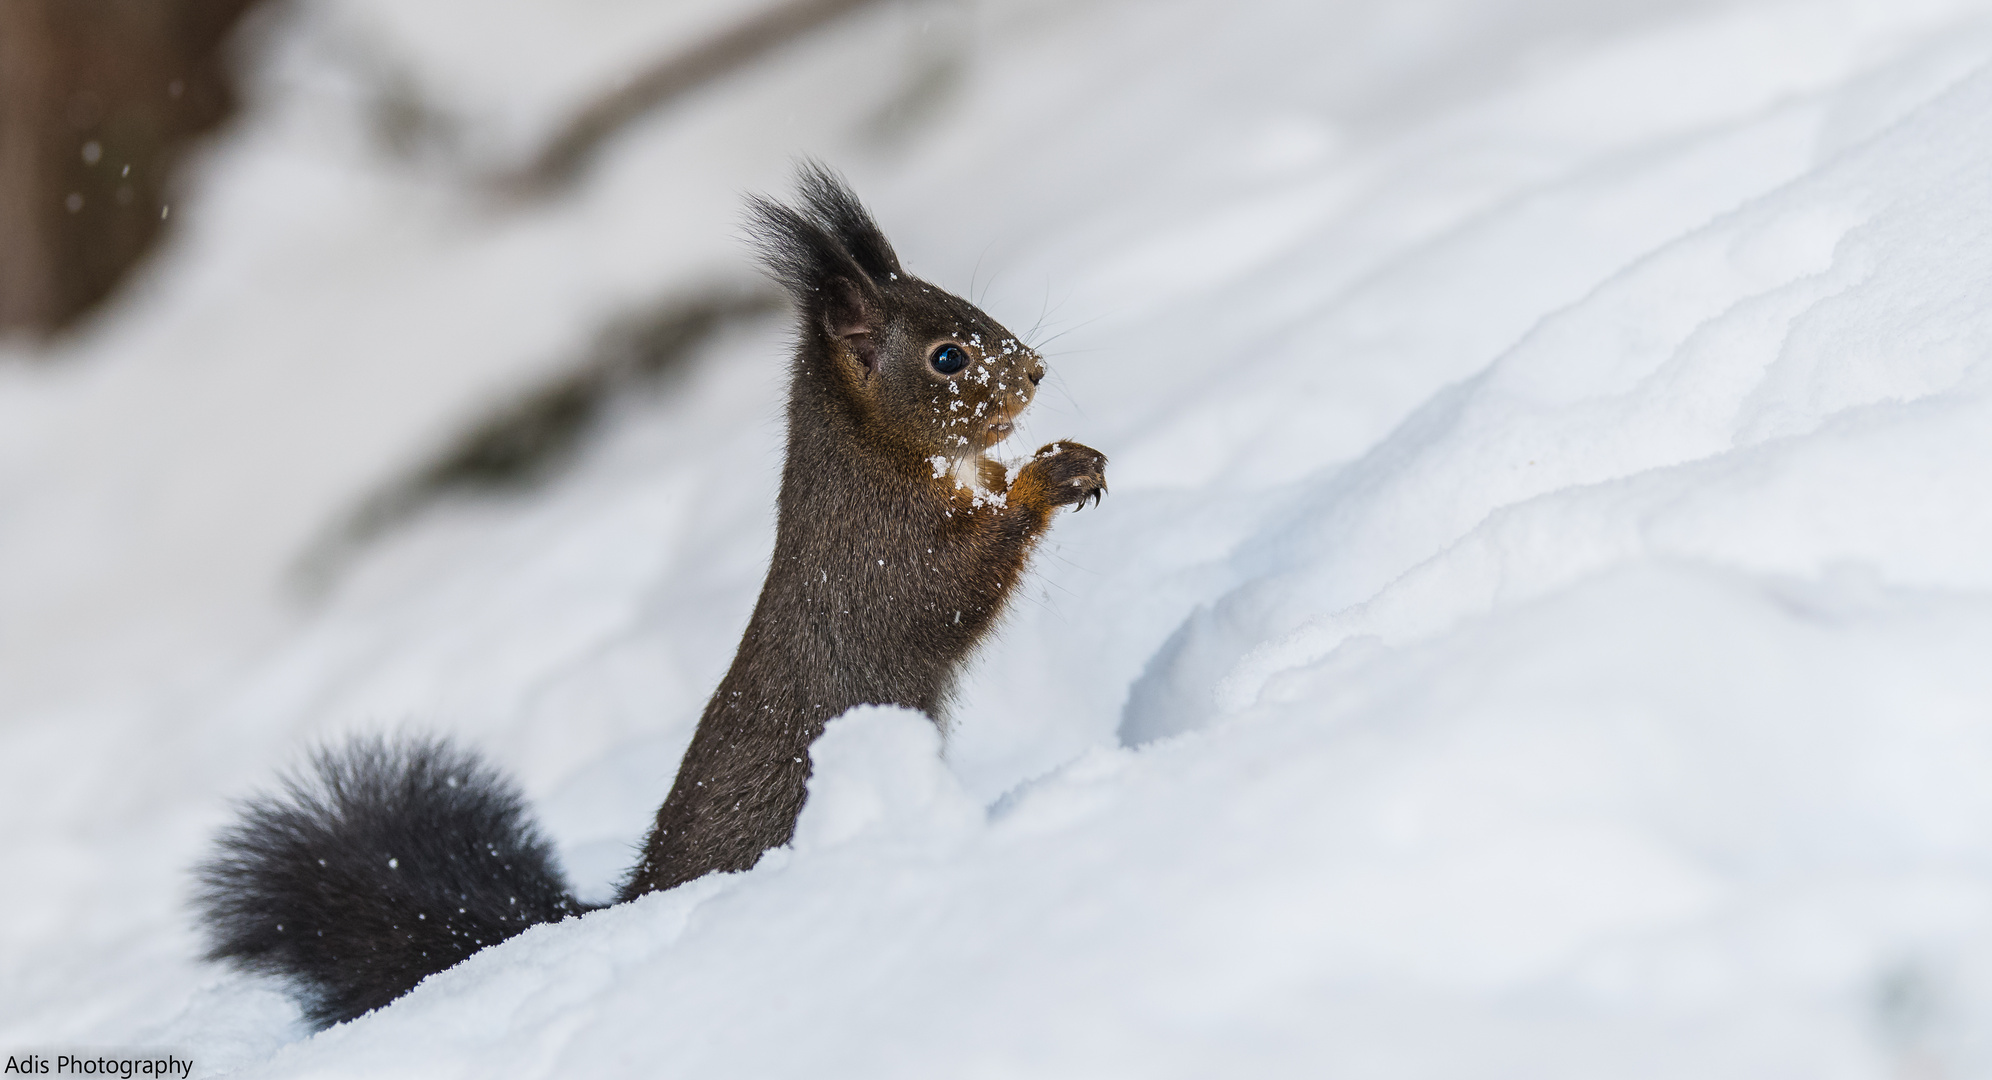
750, 162, 1046, 463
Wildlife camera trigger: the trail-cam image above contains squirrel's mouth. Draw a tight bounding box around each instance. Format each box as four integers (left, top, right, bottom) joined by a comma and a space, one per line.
968, 393, 1030, 452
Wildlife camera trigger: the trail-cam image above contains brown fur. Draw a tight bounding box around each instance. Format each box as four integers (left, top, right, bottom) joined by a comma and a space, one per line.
620, 164, 1105, 897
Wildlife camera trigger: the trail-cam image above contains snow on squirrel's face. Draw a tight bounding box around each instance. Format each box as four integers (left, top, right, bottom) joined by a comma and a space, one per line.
852, 274, 1046, 462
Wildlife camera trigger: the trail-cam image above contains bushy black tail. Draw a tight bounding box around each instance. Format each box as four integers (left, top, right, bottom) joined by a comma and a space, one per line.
195, 736, 589, 1027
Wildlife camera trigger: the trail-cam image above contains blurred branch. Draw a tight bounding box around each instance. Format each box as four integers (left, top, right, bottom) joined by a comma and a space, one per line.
499, 0, 886, 197
292, 287, 781, 596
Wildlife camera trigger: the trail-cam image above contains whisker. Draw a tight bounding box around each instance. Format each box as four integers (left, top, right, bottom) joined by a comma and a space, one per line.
970, 239, 997, 306
1029, 312, 1109, 352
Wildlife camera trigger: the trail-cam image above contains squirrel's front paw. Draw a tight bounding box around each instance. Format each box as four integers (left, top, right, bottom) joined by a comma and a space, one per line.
1022, 441, 1108, 511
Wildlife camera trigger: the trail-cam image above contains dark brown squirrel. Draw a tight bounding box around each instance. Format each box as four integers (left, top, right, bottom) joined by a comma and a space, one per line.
194, 163, 1107, 1027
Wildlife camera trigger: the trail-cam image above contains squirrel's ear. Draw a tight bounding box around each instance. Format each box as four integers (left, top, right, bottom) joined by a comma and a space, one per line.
822, 276, 880, 372
748, 164, 900, 376
747, 169, 896, 375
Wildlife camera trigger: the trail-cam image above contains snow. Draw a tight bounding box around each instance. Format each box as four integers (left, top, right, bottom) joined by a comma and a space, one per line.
7, 0, 1992, 1075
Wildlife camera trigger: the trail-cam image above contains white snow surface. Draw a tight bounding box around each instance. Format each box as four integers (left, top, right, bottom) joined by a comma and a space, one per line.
7, 0, 1992, 1074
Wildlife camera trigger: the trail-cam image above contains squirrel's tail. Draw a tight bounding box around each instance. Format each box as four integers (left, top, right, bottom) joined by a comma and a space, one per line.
195, 735, 589, 1027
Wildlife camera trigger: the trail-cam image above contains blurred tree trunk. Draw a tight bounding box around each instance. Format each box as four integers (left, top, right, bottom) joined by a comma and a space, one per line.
0, 0, 261, 337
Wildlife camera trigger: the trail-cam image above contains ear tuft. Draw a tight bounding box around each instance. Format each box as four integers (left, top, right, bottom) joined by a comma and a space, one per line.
793, 160, 902, 281
745, 160, 902, 315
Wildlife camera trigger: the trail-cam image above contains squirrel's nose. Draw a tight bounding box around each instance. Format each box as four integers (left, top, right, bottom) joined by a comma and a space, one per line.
1027, 367, 1045, 386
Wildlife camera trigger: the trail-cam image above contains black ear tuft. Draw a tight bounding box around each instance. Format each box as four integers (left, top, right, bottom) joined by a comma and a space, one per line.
793, 160, 901, 281
745, 160, 902, 310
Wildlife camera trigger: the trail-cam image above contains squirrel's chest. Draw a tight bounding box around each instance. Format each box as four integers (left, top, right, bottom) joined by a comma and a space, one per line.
790, 508, 950, 601
774, 491, 1005, 637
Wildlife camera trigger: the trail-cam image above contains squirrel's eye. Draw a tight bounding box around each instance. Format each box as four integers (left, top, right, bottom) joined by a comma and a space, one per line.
930, 344, 969, 375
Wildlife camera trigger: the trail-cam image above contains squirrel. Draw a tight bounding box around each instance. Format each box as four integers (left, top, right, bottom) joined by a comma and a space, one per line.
194, 163, 1108, 1028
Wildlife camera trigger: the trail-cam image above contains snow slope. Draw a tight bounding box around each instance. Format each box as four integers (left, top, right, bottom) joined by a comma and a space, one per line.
7, 0, 1992, 1075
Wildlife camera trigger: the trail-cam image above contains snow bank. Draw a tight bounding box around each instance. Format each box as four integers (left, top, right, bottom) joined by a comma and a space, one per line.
7, 0, 1992, 1076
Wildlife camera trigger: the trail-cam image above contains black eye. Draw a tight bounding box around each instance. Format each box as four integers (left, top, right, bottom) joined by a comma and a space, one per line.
930, 344, 969, 375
